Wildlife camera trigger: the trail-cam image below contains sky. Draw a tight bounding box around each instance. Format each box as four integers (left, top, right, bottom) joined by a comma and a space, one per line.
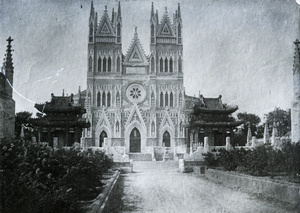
0, 0, 299, 119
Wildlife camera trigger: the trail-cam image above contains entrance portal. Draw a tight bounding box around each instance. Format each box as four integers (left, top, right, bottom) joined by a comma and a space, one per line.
130, 128, 141, 152
163, 131, 170, 147
99, 131, 107, 147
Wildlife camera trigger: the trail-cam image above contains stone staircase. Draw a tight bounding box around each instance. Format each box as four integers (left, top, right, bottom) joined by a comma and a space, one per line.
128, 153, 153, 161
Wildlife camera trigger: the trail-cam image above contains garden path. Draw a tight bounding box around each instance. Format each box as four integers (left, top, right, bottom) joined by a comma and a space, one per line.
114, 161, 296, 213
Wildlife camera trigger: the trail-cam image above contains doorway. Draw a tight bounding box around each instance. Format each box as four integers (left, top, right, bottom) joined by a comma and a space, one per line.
130, 128, 141, 152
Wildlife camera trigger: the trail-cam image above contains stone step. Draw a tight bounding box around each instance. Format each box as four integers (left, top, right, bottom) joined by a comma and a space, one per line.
128, 153, 153, 161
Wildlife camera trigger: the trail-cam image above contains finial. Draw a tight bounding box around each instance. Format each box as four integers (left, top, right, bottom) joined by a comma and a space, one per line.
105, 5, 107, 12
178, 3, 181, 18
135, 26, 138, 35
62, 89, 65, 96
118, 1, 121, 17
151, 2, 154, 18
112, 8, 115, 23
165, 7, 167, 13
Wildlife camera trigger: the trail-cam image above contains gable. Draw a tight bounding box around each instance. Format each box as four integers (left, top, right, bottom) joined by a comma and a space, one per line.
157, 14, 175, 37
125, 104, 146, 129
97, 12, 114, 36
124, 31, 148, 65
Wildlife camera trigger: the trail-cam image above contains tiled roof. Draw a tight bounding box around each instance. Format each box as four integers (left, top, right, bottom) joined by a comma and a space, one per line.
35, 94, 84, 114
203, 98, 223, 110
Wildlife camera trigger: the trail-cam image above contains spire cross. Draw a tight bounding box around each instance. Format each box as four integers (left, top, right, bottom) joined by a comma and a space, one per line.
7, 37, 13, 44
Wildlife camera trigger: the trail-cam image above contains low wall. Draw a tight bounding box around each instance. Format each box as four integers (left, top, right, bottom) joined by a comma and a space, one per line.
205, 169, 300, 206
86, 170, 121, 213
179, 159, 206, 173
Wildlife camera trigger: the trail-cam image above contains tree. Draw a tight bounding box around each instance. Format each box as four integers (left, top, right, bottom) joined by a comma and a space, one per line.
237, 112, 261, 136
265, 108, 291, 137
15, 111, 33, 139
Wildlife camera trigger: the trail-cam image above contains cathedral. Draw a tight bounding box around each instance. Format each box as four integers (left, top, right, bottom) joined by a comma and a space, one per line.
83, 2, 186, 155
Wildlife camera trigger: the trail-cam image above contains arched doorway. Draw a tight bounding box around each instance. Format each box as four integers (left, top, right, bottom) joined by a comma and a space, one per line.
163, 131, 171, 147
99, 131, 107, 147
130, 128, 141, 152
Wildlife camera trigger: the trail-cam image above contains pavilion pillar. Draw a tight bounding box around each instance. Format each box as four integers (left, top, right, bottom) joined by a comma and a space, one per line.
74, 127, 79, 143
47, 127, 51, 144
190, 131, 194, 155
65, 126, 70, 146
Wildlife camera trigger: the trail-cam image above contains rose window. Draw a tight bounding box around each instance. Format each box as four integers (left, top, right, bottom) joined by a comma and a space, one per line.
126, 84, 146, 104
130, 88, 141, 99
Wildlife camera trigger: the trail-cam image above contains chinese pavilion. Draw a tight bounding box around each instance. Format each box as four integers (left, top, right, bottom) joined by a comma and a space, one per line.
184, 94, 242, 147
31, 93, 90, 147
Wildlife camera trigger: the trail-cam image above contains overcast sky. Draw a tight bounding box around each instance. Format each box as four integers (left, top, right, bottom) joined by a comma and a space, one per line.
0, 0, 299, 118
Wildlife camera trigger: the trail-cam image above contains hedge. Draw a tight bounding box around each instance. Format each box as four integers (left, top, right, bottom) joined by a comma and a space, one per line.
0, 139, 113, 213
204, 142, 300, 177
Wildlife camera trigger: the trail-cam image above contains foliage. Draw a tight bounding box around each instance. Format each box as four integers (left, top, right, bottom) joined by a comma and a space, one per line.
15, 111, 34, 139
203, 142, 300, 177
237, 112, 261, 136
203, 152, 219, 168
0, 139, 113, 213
265, 107, 291, 137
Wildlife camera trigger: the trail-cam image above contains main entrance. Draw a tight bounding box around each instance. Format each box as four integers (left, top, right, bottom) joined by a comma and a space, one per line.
130, 128, 141, 152
163, 131, 170, 147
99, 131, 107, 147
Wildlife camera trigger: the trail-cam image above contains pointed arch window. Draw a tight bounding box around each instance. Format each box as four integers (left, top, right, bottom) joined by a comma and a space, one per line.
151, 24, 154, 37
151, 121, 155, 136
151, 92, 155, 107
102, 92, 106, 107
165, 92, 168, 107
97, 92, 100, 107
117, 57, 120, 72
103, 57, 107, 72
88, 56, 92, 72
116, 121, 119, 134
160, 92, 163, 107
178, 57, 182, 73
165, 58, 168, 72
160, 58, 163, 73
108, 57, 111, 72
116, 91, 120, 107
117, 23, 121, 36
179, 92, 182, 107
98, 57, 101, 72
151, 57, 155, 73
170, 92, 173, 107
169, 58, 173, 73
107, 92, 111, 107
90, 24, 93, 36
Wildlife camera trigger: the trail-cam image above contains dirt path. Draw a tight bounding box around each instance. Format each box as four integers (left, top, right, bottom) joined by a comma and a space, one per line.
113, 161, 296, 213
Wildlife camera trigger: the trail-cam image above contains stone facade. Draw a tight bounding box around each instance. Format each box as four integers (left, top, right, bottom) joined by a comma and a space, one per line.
0, 37, 15, 140
83, 2, 187, 154
292, 40, 300, 143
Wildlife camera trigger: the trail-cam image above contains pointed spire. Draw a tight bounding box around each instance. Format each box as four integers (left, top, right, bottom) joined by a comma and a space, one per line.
5, 37, 13, 70
117, 2, 121, 18
112, 8, 115, 24
62, 89, 65, 97
90, 1, 94, 17
155, 10, 159, 25
178, 3, 181, 19
151, 2, 154, 19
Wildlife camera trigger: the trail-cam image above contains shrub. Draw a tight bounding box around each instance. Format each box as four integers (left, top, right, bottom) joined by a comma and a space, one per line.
0, 139, 113, 213
203, 152, 219, 168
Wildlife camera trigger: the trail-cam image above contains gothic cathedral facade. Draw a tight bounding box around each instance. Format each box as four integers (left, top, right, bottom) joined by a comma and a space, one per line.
85, 2, 186, 154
